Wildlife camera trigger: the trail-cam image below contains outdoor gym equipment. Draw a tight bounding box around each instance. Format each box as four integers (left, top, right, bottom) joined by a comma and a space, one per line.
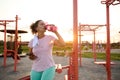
78, 24, 106, 66
0, 15, 19, 71
0, 29, 27, 55
94, 0, 120, 80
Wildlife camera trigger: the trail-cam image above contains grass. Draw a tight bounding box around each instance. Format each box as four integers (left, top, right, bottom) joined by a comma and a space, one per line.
53, 51, 120, 61
0, 45, 120, 61
81, 52, 120, 61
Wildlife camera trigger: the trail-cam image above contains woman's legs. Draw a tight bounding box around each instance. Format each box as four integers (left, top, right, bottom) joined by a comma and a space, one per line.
30, 70, 43, 80
41, 66, 55, 80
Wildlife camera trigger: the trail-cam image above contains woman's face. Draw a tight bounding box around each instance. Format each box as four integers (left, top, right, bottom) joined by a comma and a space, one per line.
36, 21, 46, 33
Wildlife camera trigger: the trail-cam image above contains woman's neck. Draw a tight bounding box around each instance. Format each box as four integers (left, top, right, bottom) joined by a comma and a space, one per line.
37, 33, 45, 39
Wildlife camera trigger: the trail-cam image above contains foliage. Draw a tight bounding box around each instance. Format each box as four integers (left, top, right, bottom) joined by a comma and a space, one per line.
21, 45, 29, 53
0, 41, 4, 53
0, 46, 4, 53
111, 42, 120, 49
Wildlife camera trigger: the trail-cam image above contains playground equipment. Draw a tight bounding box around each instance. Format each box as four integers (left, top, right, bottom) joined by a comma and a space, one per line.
78, 0, 120, 80
101, 0, 120, 5
94, 0, 120, 80
54, 0, 79, 79
78, 24, 106, 66
0, 29, 27, 54
64, 0, 119, 80
0, 15, 21, 71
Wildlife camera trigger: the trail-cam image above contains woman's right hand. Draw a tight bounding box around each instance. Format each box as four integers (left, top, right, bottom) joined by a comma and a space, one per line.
28, 53, 37, 60
45, 24, 57, 32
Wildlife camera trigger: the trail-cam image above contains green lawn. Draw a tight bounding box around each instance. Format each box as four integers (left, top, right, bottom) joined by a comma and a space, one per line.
0, 45, 120, 61
81, 52, 120, 61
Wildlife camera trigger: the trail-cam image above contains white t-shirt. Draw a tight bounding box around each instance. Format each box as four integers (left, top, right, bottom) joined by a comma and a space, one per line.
28, 35, 56, 72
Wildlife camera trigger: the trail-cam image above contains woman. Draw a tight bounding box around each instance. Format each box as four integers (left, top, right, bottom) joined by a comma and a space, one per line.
28, 20, 65, 80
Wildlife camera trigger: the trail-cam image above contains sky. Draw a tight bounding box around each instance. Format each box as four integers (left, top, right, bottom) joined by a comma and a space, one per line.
0, 0, 120, 43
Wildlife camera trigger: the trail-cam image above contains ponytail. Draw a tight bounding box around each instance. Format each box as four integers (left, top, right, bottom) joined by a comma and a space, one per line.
30, 20, 43, 34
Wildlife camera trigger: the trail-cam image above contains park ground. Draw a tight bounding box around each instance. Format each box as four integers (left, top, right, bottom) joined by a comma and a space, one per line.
0, 49, 120, 80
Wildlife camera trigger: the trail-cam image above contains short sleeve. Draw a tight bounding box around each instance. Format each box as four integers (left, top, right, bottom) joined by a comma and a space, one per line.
48, 35, 56, 41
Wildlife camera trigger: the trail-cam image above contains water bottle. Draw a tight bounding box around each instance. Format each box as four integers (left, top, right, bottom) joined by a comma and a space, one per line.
45, 24, 57, 32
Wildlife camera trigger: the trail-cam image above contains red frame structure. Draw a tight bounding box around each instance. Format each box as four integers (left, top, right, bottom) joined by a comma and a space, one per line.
61, 0, 79, 79
62, 0, 120, 80
0, 15, 19, 71
100, 0, 120, 80
78, 24, 106, 66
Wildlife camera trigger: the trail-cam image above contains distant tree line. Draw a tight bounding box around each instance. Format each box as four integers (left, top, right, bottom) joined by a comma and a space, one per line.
0, 40, 120, 53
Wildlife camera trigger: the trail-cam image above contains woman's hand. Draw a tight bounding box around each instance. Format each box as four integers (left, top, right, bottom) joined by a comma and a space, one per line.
45, 24, 57, 32
28, 52, 37, 60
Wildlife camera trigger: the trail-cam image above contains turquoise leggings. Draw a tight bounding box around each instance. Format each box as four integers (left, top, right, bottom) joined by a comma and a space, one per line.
30, 66, 55, 80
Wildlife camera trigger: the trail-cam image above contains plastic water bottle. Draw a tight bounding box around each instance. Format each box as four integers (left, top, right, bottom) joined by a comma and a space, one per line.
45, 24, 57, 32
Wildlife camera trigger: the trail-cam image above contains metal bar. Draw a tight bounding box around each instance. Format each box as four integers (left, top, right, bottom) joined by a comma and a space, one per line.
106, 2, 111, 80
14, 15, 18, 71
3, 21, 7, 67
73, 0, 78, 80
0, 20, 15, 22
93, 30, 96, 62
0, 23, 4, 25
80, 24, 106, 26
79, 23, 82, 67
80, 24, 106, 31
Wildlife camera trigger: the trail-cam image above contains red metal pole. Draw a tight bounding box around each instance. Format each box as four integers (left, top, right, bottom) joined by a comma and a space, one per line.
93, 30, 96, 62
79, 23, 82, 66
106, 2, 111, 80
14, 15, 18, 71
73, 0, 78, 80
3, 21, 7, 67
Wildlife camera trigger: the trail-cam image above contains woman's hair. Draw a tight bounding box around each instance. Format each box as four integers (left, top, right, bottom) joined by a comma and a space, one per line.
30, 20, 43, 34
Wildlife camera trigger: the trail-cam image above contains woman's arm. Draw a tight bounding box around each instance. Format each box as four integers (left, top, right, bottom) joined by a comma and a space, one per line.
53, 31, 66, 47
28, 48, 37, 60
